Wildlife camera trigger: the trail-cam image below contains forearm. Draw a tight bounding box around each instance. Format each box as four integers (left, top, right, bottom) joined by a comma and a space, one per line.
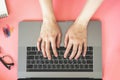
39, 0, 56, 22
75, 0, 103, 25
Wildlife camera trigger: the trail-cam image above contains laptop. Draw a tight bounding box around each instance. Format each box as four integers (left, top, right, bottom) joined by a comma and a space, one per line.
18, 21, 102, 79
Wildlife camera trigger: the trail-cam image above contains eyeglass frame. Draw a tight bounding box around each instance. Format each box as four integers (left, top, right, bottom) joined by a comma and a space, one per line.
0, 55, 14, 70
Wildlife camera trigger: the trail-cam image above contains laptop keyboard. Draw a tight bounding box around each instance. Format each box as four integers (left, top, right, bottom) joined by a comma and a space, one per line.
26, 47, 93, 72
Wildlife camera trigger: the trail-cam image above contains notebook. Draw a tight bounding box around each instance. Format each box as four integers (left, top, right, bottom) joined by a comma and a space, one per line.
0, 0, 8, 18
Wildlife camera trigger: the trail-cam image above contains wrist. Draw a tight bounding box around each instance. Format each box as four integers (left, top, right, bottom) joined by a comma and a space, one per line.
74, 19, 89, 29
43, 16, 56, 24
75, 16, 89, 25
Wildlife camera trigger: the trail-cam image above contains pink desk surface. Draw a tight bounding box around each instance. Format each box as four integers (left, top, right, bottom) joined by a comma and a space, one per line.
0, 0, 120, 80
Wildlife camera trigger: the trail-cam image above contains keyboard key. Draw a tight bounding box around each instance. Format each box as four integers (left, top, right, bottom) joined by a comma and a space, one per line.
27, 52, 34, 55
71, 65, 74, 68
68, 60, 71, 64
59, 60, 63, 64
62, 65, 64, 68
87, 60, 93, 64
64, 60, 67, 64
27, 65, 33, 68
52, 56, 57, 59
66, 65, 69, 69
41, 60, 44, 64
52, 65, 56, 68
27, 60, 30, 64
82, 60, 86, 64
37, 51, 41, 55
59, 56, 62, 59
36, 60, 39, 64
78, 60, 81, 64
88, 47, 93, 51
35, 56, 39, 59
45, 60, 49, 64
38, 65, 42, 68
89, 65, 93, 69
31, 60, 35, 64
34, 65, 37, 68
57, 65, 60, 69
50, 60, 53, 64
75, 65, 79, 69
87, 51, 93, 55
43, 65, 47, 68
54, 60, 58, 64
86, 56, 93, 59
85, 65, 88, 68
40, 55, 43, 59
73, 60, 77, 64
27, 47, 31, 51
59, 65, 62, 69
80, 65, 83, 68
32, 47, 36, 51
48, 65, 51, 68
27, 56, 34, 59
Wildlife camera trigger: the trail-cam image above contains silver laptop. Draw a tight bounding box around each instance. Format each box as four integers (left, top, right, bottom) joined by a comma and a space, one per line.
18, 21, 102, 79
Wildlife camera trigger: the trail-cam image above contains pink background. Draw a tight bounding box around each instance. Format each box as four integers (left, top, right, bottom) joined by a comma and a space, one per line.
0, 0, 120, 80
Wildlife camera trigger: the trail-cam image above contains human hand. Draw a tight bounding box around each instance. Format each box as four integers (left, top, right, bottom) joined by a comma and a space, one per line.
64, 22, 88, 60
37, 20, 61, 60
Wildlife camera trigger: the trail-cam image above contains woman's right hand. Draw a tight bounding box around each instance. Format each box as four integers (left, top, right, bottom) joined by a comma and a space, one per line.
37, 20, 61, 60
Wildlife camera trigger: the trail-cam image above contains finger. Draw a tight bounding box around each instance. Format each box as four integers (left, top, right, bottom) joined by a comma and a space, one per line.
75, 45, 82, 60
83, 41, 87, 57
69, 44, 78, 60
51, 39, 58, 57
64, 34, 69, 48
46, 41, 51, 60
41, 41, 46, 58
64, 42, 72, 58
37, 37, 42, 51
57, 34, 61, 48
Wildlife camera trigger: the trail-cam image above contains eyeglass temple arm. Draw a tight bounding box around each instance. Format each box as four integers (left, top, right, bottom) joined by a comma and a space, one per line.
0, 57, 11, 70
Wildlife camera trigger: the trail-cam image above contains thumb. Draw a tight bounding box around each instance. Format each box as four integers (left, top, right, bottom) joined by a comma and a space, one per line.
57, 34, 61, 48
64, 34, 69, 48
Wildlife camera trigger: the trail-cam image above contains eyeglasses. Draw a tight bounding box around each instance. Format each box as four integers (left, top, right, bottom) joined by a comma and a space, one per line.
0, 55, 14, 70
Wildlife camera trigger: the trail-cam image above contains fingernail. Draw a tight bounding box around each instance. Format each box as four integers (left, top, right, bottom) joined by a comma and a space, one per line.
83, 54, 86, 57
75, 58, 78, 60
64, 55, 66, 58
48, 58, 51, 60
69, 57, 72, 60
55, 55, 58, 57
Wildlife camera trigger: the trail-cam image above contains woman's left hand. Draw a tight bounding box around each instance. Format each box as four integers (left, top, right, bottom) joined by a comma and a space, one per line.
64, 22, 88, 60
